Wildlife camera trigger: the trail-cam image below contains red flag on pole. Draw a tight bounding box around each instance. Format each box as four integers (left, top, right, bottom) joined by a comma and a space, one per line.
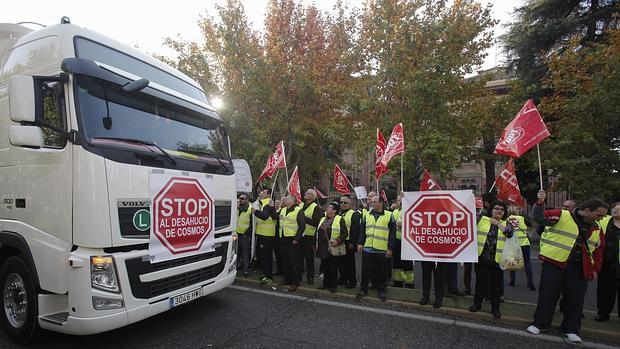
273, 141, 286, 169
375, 129, 388, 180
380, 123, 405, 167
313, 186, 328, 199
333, 164, 351, 195
257, 141, 286, 182
419, 169, 442, 191
495, 159, 525, 207
287, 166, 302, 203
495, 100, 550, 158
380, 189, 389, 205
257, 154, 276, 182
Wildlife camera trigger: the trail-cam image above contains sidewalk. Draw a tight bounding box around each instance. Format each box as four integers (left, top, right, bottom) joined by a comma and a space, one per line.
234, 271, 620, 344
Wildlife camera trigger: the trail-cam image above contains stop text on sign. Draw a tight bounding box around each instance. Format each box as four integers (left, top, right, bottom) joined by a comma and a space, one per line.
410, 211, 468, 244
402, 191, 477, 262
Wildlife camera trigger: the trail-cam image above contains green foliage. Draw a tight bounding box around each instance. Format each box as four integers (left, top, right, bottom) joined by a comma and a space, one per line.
539, 30, 620, 202
159, 0, 497, 190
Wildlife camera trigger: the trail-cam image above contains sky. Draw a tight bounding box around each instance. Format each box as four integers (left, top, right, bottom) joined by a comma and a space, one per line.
2, 0, 524, 73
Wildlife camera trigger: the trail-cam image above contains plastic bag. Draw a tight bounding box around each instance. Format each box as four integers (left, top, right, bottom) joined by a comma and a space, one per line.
500, 233, 524, 271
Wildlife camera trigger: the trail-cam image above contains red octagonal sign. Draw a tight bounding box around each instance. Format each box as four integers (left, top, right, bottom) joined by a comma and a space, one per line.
153, 177, 213, 254
404, 193, 475, 258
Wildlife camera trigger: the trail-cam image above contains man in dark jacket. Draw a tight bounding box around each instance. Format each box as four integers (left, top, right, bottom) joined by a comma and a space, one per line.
338, 196, 361, 288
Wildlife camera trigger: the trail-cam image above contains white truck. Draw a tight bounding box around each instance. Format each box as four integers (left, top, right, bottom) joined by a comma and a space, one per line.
0, 18, 237, 342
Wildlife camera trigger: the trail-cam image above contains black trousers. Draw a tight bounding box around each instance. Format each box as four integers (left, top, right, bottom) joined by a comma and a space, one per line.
280, 238, 302, 285
323, 257, 342, 288
237, 233, 252, 272
257, 235, 273, 278
464, 263, 473, 291
473, 262, 503, 308
596, 266, 620, 317
338, 242, 357, 285
533, 260, 588, 334
421, 261, 446, 302
301, 236, 316, 280
273, 233, 283, 274
361, 251, 387, 292
445, 262, 459, 292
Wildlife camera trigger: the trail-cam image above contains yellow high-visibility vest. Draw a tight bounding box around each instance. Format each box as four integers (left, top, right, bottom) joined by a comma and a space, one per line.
255, 198, 276, 237
477, 216, 507, 264
303, 202, 319, 237
279, 205, 302, 238
364, 210, 392, 251
539, 210, 601, 265
236, 206, 252, 234
393, 209, 402, 240
509, 215, 530, 247
318, 215, 344, 240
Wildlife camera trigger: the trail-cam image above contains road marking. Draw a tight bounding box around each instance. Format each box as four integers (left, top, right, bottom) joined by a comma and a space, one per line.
230, 285, 617, 349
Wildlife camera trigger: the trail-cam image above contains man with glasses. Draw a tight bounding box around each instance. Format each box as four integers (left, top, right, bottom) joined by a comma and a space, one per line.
236, 194, 253, 276
339, 196, 361, 288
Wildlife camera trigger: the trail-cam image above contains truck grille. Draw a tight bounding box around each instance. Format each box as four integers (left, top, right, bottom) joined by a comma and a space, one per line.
125, 242, 228, 299
118, 201, 232, 239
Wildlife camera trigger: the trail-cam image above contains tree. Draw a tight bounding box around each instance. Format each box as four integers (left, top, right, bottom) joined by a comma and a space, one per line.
539, 29, 620, 202
503, 0, 619, 99
352, 0, 496, 187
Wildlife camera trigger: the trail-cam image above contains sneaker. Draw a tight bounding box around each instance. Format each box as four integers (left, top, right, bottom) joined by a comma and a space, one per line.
260, 277, 272, 285
526, 325, 541, 335
562, 333, 582, 343
469, 303, 481, 313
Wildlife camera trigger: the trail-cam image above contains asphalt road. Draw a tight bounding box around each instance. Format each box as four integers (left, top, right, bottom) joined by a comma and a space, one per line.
2, 286, 615, 349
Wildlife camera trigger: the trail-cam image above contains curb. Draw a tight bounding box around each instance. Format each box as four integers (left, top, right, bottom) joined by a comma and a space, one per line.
233, 277, 620, 344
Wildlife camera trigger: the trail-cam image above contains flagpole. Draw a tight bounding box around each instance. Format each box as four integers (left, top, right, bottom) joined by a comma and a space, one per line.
282, 141, 290, 187
342, 169, 364, 204
270, 169, 279, 199
536, 144, 544, 190
400, 153, 404, 193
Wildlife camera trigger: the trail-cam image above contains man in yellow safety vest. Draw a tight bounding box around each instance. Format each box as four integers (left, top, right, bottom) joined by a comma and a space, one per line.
236, 194, 253, 276
527, 191, 608, 343
357, 195, 396, 301
300, 189, 325, 285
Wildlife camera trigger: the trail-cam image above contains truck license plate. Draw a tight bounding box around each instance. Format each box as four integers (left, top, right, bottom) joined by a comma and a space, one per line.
169, 288, 203, 308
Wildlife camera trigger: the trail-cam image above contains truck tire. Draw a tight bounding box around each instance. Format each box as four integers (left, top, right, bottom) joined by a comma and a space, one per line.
0, 256, 40, 343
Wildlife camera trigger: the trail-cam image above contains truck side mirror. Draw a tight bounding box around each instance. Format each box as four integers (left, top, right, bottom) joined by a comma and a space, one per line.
9, 76, 36, 123
9, 125, 44, 148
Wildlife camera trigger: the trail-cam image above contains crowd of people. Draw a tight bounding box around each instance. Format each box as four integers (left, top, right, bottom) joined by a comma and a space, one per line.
236, 188, 619, 344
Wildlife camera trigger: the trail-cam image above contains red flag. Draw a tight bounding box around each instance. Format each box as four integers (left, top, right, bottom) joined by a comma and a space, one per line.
257, 153, 276, 182
419, 169, 442, 191
380, 123, 405, 167
273, 141, 286, 169
495, 100, 550, 158
475, 197, 484, 209
333, 164, 351, 195
380, 189, 389, 205
375, 129, 388, 180
313, 186, 328, 199
495, 159, 525, 207
257, 141, 286, 182
287, 166, 302, 203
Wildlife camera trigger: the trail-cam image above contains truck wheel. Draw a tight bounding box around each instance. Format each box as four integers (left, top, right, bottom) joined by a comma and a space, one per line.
0, 256, 40, 343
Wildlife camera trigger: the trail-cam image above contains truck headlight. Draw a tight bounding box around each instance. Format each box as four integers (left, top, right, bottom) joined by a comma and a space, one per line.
231, 233, 238, 262
90, 256, 120, 293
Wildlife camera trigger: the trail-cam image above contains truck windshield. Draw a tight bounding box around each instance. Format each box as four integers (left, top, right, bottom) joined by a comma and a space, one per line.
75, 75, 229, 161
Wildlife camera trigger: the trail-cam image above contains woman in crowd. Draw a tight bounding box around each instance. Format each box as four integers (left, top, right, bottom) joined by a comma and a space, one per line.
470, 200, 515, 319
316, 202, 348, 293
